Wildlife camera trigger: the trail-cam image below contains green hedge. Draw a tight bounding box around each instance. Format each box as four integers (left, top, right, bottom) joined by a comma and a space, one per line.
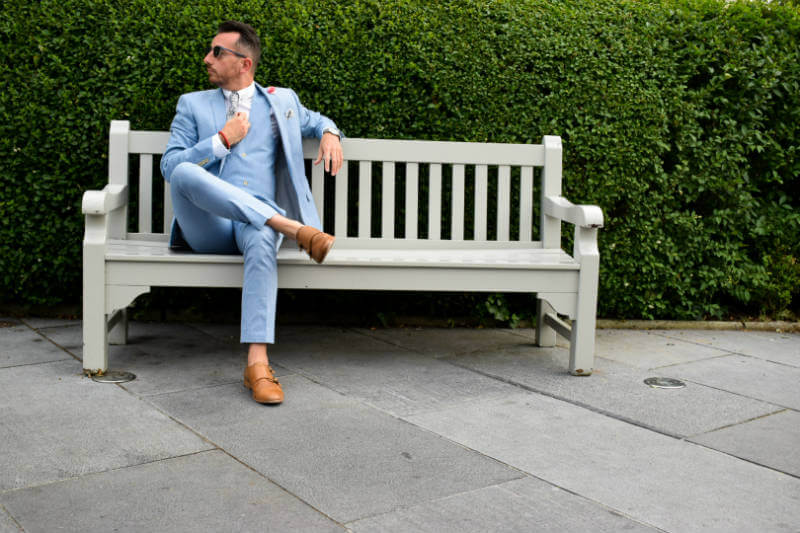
1, 0, 798, 320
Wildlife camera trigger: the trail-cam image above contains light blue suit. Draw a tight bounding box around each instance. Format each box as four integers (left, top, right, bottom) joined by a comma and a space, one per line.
160, 83, 338, 343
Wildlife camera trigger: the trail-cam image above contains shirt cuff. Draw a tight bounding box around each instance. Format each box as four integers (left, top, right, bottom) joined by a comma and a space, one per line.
212, 133, 230, 158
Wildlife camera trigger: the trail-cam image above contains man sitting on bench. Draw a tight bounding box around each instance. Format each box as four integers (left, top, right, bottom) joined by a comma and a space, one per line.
160, 20, 342, 405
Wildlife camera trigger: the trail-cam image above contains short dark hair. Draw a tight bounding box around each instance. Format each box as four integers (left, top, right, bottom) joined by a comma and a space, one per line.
217, 20, 261, 72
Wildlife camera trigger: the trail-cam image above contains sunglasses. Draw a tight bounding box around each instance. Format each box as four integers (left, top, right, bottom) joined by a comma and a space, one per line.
207, 45, 247, 59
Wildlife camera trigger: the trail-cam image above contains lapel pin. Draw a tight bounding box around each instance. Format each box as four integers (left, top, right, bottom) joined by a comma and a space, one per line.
267, 86, 276, 94
285, 109, 294, 119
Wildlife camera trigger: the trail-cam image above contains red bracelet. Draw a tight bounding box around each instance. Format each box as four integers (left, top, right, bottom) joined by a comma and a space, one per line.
218, 130, 230, 149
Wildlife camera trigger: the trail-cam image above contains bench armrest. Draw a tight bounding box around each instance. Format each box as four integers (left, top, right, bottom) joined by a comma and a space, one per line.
543, 195, 604, 228
82, 184, 128, 215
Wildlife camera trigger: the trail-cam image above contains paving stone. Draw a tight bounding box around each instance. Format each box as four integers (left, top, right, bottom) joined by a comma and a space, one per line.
592, 329, 729, 369
187, 322, 241, 344
662, 354, 800, 410
151, 375, 522, 523
347, 476, 658, 533
405, 391, 800, 533
689, 410, 800, 477
0, 324, 72, 368
0, 450, 343, 533
445, 344, 780, 437
271, 328, 517, 416
21, 317, 81, 330
0, 360, 213, 491
365, 327, 532, 357
104, 322, 261, 397
653, 330, 800, 367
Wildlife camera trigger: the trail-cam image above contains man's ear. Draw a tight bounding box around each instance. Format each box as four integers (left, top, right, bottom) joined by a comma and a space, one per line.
241, 57, 254, 74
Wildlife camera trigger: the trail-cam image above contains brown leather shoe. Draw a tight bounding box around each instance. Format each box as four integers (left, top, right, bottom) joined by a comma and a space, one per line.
296, 226, 335, 263
243, 363, 284, 404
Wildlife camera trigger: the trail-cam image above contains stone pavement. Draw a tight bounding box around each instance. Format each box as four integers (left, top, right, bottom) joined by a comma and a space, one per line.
1, 317, 798, 532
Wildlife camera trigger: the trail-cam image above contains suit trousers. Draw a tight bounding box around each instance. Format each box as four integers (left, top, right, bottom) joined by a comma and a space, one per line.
170, 162, 283, 344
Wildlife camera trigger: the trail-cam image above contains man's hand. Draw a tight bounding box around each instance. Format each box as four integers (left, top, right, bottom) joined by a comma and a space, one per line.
314, 132, 343, 175
220, 112, 250, 147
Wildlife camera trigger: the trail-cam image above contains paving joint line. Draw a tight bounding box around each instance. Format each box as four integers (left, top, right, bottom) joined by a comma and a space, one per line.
0, 502, 24, 532
0, 449, 215, 497
17, 322, 82, 364
684, 408, 789, 438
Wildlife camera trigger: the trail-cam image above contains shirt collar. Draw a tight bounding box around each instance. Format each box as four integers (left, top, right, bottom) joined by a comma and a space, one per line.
222, 81, 255, 100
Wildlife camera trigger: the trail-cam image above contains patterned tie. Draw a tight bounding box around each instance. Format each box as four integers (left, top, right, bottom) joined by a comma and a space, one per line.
227, 91, 240, 119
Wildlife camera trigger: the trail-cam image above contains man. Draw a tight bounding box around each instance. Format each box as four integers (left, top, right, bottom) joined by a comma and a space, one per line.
160, 21, 342, 405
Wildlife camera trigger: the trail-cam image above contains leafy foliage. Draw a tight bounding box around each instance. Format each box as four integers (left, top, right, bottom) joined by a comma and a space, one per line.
1, 0, 798, 320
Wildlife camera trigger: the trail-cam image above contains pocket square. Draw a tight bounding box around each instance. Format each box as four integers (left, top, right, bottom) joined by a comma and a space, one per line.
285, 109, 294, 119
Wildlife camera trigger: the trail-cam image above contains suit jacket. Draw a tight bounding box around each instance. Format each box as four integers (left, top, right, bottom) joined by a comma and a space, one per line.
160, 83, 337, 245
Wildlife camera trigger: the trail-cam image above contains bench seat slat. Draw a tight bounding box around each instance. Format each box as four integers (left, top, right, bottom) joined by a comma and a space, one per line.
105, 240, 578, 270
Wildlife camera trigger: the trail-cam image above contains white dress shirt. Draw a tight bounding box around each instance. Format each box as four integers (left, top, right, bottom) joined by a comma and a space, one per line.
212, 82, 257, 157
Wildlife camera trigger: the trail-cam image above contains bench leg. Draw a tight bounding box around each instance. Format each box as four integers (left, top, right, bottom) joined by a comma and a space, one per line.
569, 317, 595, 376
535, 299, 557, 347
83, 305, 108, 374
108, 308, 129, 345
568, 225, 600, 376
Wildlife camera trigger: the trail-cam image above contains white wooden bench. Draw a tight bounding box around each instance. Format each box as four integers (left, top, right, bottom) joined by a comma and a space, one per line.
82, 120, 603, 375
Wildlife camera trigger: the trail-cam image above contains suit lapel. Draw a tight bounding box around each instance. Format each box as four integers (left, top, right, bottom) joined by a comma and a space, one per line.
212, 88, 226, 130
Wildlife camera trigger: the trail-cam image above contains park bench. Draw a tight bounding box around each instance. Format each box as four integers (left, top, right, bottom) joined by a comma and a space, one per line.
82, 120, 603, 376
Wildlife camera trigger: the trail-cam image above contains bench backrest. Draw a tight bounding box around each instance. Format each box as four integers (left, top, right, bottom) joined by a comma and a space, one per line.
109, 120, 564, 248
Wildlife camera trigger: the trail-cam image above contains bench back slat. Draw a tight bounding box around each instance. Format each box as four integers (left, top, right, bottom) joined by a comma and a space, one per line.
405, 163, 419, 239
334, 162, 349, 237
381, 162, 395, 239
451, 164, 465, 240
498, 165, 511, 241
115, 122, 558, 246
428, 164, 442, 240
474, 165, 488, 241
163, 182, 173, 234
358, 161, 372, 238
138, 154, 153, 233
520, 166, 534, 242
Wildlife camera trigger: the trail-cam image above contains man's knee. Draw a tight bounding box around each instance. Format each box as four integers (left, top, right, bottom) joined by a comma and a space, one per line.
241, 227, 279, 263
170, 162, 206, 191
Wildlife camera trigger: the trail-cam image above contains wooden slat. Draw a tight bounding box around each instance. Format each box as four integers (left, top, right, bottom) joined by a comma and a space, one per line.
451, 164, 465, 240
520, 166, 533, 241
428, 164, 442, 240
474, 165, 488, 241
335, 163, 349, 237
163, 182, 173, 234
382, 162, 395, 238
405, 163, 419, 239
303, 138, 545, 166
358, 161, 372, 238
497, 165, 511, 241
312, 163, 325, 230
132, 132, 546, 167
128, 131, 170, 154
138, 154, 153, 233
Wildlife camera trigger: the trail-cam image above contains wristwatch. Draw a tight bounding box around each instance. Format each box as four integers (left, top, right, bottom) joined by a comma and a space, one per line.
322, 127, 341, 139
